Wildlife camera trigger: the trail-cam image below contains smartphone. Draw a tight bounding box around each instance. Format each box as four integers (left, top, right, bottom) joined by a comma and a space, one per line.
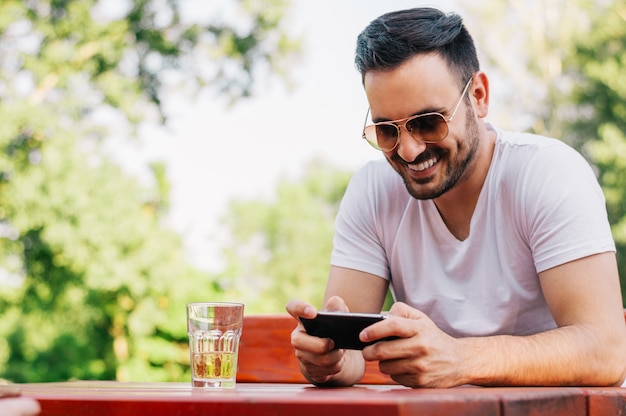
300, 311, 394, 350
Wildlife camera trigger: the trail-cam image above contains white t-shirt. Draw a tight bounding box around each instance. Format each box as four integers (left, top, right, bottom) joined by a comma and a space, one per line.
331, 128, 615, 338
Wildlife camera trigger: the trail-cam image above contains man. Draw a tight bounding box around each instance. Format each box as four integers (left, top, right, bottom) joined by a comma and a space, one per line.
286, 7, 626, 388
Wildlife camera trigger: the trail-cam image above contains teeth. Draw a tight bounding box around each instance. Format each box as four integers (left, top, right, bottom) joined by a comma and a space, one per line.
410, 157, 437, 172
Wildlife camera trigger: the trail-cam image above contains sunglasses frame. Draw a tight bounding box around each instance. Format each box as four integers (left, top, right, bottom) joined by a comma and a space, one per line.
362, 77, 473, 152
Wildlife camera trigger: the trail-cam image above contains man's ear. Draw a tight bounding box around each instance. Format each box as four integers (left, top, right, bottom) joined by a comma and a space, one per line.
470, 71, 489, 119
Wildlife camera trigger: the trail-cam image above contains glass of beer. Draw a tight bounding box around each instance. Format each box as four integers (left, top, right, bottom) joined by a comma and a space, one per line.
187, 302, 244, 388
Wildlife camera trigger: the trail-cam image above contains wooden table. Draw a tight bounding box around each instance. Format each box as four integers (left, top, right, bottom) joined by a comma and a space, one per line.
5, 381, 625, 416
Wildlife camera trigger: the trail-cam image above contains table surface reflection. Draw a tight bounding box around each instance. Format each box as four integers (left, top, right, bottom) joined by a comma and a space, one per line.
6, 381, 625, 416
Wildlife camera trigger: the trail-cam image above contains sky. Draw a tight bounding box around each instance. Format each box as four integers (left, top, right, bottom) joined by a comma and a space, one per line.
113, 0, 460, 272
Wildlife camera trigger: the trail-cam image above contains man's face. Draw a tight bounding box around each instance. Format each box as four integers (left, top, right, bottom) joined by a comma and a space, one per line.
363, 53, 480, 200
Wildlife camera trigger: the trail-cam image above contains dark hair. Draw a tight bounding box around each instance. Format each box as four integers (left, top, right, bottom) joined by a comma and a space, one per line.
355, 7, 479, 88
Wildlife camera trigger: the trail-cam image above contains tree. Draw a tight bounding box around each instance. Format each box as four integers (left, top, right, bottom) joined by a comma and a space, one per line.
0, 0, 299, 382
462, 0, 626, 304
460, 0, 592, 139
564, 0, 626, 302
218, 160, 353, 313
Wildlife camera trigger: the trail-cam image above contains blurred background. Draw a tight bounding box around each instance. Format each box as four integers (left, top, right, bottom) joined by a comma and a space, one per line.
0, 0, 624, 382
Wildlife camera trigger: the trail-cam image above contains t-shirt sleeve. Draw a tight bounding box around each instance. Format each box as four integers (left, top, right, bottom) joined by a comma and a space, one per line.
330, 162, 392, 280
519, 142, 615, 273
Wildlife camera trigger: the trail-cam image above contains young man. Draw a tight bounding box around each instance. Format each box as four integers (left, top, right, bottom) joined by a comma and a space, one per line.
286, 7, 626, 388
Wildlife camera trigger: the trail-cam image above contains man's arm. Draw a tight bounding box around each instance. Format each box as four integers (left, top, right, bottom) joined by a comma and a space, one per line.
467, 251, 626, 386
360, 252, 626, 387
520, 251, 625, 385
323, 266, 389, 314
287, 266, 389, 386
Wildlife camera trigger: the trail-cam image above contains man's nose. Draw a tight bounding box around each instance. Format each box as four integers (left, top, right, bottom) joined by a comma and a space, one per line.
394, 125, 427, 162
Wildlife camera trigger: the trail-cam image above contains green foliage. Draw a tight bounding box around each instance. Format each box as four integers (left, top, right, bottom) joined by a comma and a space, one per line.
0, 0, 298, 382
219, 160, 353, 313
0, 109, 217, 381
564, 0, 626, 302
464, 0, 626, 304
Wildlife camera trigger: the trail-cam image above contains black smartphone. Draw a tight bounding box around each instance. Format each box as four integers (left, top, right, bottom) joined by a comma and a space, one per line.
300, 311, 392, 350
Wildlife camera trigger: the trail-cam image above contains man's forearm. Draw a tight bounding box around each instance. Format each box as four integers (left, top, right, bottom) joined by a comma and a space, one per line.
458, 324, 626, 387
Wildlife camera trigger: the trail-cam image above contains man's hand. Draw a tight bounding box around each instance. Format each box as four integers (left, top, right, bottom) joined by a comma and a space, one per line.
360, 302, 464, 387
286, 297, 365, 386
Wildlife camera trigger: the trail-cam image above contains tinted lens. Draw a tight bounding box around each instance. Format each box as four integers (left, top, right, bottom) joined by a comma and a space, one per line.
375, 124, 399, 149
406, 114, 448, 142
363, 124, 398, 151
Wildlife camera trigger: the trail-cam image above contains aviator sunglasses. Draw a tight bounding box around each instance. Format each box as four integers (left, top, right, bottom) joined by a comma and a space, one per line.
362, 77, 473, 152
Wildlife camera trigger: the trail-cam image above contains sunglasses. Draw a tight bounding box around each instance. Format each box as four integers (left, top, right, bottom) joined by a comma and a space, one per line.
362, 78, 473, 152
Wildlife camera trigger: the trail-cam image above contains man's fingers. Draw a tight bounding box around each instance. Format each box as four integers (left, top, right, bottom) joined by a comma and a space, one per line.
324, 296, 349, 313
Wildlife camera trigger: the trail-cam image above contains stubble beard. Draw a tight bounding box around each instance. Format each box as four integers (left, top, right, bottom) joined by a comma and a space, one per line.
396, 106, 481, 200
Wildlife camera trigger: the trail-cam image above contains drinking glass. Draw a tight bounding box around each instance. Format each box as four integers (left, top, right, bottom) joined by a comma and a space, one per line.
187, 302, 244, 388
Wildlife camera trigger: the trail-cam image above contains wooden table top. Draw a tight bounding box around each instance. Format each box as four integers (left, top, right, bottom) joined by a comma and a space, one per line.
5, 381, 625, 416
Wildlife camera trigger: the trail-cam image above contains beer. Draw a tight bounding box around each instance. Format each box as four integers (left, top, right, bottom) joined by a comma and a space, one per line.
192, 351, 237, 380
187, 302, 244, 388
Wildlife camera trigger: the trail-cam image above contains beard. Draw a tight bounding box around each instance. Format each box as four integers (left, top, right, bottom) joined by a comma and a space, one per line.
391, 105, 481, 200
